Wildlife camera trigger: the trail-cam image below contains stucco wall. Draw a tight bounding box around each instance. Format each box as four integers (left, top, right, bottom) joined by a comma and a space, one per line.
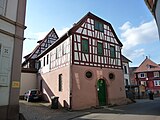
71, 65, 126, 110
38, 65, 70, 108
20, 72, 37, 95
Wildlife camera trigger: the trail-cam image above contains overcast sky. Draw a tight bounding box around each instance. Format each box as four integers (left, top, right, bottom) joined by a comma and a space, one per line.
24, 0, 159, 67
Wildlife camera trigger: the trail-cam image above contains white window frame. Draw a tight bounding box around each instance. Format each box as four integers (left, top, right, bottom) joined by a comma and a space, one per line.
154, 72, 159, 77
154, 80, 160, 86
138, 73, 146, 78
141, 81, 147, 86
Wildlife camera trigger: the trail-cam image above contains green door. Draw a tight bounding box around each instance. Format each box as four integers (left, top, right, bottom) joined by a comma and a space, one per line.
97, 79, 106, 106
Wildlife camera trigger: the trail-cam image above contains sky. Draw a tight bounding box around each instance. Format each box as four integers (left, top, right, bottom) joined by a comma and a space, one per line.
24, 0, 160, 67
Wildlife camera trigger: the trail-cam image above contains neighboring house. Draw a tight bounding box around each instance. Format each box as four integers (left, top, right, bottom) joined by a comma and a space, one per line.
144, 0, 160, 38
134, 56, 160, 97
122, 55, 132, 87
0, 0, 26, 120
129, 67, 138, 85
22, 12, 127, 110
121, 56, 139, 99
21, 28, 59, 96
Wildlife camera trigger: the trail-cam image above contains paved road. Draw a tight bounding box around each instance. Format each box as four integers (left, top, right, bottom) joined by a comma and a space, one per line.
73, 98, 160, 120
20, 97, 160, 120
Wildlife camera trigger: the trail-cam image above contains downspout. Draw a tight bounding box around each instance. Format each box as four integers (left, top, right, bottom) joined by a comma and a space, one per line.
68, 32, 72, 109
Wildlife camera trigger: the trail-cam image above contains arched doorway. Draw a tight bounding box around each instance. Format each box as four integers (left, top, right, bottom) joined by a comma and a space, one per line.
97, 79, 107, 106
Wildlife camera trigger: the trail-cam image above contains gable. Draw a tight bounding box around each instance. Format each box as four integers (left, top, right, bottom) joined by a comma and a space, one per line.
27, 28, 58, 60
135, 57, 160, 73
72, 12, 122, 47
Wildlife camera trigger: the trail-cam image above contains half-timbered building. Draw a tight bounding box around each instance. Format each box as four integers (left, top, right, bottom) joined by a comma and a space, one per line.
134, 56, 160, 97
23, 12, 127, 110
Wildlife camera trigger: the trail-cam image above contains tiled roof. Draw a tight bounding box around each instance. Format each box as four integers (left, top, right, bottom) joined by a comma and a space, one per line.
134, 57, 160, 73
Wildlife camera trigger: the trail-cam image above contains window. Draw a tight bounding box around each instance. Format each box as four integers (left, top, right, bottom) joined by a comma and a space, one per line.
124, 65, 128, 74
82, 39, 89, 53
141, 81, 147, 86
138, 73, 146, 78
85, 71, 92, 78
43, 57, 45, 66
154, 80, 160, 86
0, 0, 6, 15
154, 72, 159, 77
109, 73, 115, 80
47, 54, 49, 65
56, 48, 58, 59
94, 20, 104, 32
125, 79, 129, 86
58, 74, 62, 91
97, 42, 103, 55
37, 60, 41, 69
110, 46, 116, 58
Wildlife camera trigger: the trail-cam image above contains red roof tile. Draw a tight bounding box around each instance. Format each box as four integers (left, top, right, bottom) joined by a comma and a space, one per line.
134, 57, 160, 73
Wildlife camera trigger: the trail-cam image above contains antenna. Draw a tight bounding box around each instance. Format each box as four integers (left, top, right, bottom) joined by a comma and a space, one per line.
25, 38, 37, 40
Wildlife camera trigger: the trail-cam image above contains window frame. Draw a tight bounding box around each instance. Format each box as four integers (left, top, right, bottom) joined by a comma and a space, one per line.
138, 73, 146, 78
154, 72, 159, 77
110, 45, 116, 58
82, 39, 89, 54
94, 20, 104, 32
58, 74, 63, 92
141, 81, 147, 86
125, 79, 129, 86
43, 57, 45, 66
97, 42, 103, 56
124, 65, 128, 74
46, 54, 49, 65
154, 80, 160, 86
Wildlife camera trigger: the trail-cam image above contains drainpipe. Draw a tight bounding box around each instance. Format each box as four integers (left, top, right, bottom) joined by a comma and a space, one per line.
68, 32, 72, 109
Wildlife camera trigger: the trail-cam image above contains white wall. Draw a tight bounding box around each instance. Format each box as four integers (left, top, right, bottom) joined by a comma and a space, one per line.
0, 33, 13, 105
20, 73, 37, 95
123, 62, 131, 86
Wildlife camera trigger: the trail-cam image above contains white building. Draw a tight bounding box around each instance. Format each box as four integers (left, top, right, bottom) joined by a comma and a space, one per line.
0, 0, 26, 119
122, 55, 132, 87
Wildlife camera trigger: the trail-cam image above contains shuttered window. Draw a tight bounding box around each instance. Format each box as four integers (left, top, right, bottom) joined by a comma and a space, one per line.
82, 39, 89, 53
110, 46, 116, 58
97, 42, 103, 55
